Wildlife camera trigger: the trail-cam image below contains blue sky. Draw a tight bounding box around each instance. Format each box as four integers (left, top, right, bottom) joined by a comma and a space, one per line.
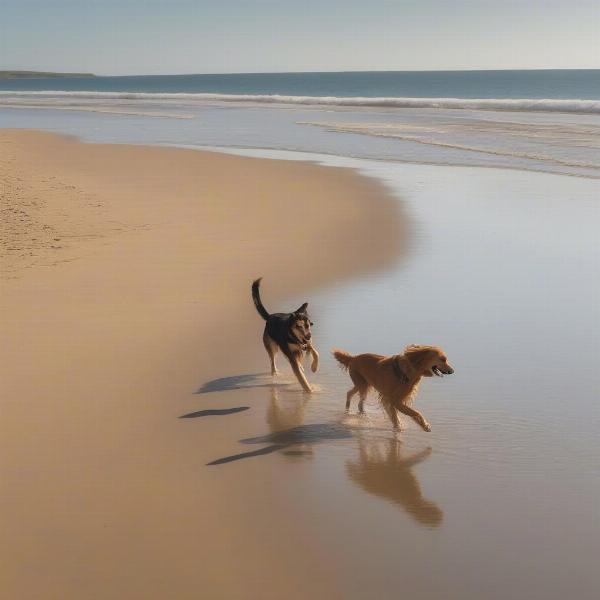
1, 0, 598, 74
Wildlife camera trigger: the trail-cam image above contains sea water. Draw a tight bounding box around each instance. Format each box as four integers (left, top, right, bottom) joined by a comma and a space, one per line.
1, 69, 600, 178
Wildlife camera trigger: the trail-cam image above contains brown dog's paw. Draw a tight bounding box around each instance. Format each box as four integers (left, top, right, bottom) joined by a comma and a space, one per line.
422, 422, 432, 432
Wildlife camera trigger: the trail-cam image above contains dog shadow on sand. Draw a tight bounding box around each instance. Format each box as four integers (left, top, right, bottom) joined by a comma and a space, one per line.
195, 372, 293, 394
179, 373, 293, 419
179, 406, 251, 419
207, 421, 352, 465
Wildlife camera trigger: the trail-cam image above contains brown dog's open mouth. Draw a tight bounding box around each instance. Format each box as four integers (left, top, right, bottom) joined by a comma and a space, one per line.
432, 366, 452, 377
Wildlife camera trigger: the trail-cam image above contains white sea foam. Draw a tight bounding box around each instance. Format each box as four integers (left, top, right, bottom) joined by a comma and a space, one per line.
300, 121, 600, 170
1, 91, 600, 114
0, 103, 194, 119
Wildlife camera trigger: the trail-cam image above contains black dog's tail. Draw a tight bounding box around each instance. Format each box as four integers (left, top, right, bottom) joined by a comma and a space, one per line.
251, 278, 270, 320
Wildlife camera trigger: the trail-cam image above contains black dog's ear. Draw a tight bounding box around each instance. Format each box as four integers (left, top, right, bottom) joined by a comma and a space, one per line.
295, 302, 308, 314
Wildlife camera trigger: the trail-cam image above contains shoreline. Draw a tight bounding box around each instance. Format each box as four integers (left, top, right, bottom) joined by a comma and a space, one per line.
4, 116, 598, 180
0, 129, 406, 599
173, 142, 600, 181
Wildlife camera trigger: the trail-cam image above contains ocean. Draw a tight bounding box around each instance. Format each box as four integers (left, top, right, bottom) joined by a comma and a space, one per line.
1, 69, 600, 178
2, 69, 600, 99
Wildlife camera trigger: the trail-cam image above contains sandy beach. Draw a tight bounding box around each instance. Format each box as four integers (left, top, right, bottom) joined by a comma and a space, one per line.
3, 5, 599, 596
0, 130, 403, 599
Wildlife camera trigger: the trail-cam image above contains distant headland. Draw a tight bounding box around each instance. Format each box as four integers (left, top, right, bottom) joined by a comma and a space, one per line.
0, 71, 95, 79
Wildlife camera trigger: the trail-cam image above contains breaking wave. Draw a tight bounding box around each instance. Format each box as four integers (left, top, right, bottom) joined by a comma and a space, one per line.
1, 90, 600, 114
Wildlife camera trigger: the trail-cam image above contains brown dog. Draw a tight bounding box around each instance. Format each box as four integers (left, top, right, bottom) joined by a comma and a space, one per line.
333, 345, 454, 431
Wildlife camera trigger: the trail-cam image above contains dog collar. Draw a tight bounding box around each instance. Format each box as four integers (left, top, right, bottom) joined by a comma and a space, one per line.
286, 331, 306, 348
392, 357, 409, 383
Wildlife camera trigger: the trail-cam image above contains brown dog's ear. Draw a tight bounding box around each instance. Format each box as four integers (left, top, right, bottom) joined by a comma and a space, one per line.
405, 346, 432, 370
295, 302, 308, 314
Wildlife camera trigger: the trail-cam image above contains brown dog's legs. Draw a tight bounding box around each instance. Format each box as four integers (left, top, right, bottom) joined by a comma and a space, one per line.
291, 358, 312, 393
357, 388, 369, 414
397, 404, 431, 432
382, 400, 401, 430
346, 386, 358, 410
263, 331, 279, 376
347, 368, 369, 412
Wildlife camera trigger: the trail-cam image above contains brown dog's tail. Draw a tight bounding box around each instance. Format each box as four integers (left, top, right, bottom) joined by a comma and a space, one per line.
332, 349, 353, 370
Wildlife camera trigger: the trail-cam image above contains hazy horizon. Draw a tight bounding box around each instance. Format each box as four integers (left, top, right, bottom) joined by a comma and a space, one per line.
2, 67, 600, 78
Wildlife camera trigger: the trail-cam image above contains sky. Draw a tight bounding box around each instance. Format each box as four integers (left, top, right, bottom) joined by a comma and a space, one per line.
1, 0, 598, 75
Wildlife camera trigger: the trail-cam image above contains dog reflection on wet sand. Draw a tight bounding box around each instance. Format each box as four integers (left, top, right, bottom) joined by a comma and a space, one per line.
346, 436, 443, 527
267, 387, 307, 432
207, 419, 442, 527
267, 387, 315, 458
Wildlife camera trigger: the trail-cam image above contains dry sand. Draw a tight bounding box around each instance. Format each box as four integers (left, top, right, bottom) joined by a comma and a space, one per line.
0, 130, 404, 599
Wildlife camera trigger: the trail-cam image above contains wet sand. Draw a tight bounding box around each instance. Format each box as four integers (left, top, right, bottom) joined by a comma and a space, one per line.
0, 131, 404, 599
3, 131, 599, 600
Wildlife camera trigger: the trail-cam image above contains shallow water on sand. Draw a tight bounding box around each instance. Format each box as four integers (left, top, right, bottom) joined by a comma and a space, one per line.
197, 155, 600, 599
2, 103, 600, 178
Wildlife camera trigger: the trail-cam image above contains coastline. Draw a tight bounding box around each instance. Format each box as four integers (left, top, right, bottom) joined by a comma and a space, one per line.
0, 130, 405, 599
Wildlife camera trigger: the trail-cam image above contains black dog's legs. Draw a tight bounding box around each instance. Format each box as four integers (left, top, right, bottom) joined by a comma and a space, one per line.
263, 331, 279, 376
306, 343, 319, 373
290, 356, 313, 393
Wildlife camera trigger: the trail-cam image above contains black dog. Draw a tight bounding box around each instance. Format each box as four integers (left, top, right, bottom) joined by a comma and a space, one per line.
252, 278, 319, 393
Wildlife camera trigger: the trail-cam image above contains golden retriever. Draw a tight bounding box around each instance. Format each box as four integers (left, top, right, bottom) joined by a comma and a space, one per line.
333, 345, 454, 431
